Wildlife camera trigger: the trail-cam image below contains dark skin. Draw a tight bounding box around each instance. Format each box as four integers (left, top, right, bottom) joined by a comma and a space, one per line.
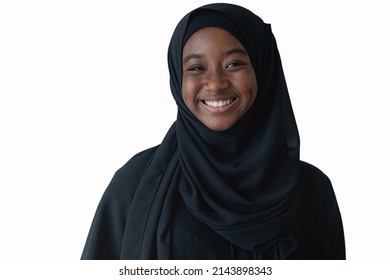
182, 27, 258, 131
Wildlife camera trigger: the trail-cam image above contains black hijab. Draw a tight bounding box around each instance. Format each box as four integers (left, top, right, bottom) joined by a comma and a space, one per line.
120, 3, 301, 259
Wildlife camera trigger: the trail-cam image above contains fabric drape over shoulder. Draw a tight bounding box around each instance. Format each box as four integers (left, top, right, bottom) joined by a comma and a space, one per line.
81, 3, 342, 260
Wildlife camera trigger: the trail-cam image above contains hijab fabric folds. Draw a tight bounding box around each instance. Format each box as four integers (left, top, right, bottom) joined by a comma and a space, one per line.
121, 3, 301, 259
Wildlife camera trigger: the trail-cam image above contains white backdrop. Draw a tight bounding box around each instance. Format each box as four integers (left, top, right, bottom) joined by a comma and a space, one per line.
0, 0, 389, 260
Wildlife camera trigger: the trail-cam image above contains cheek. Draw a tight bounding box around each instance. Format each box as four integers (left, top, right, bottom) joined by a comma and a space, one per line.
181, 84, 191, 108
246, 71, 258, 103
236, 72, 258, 103
182, 77, 199, 108
249, 79, 258, 102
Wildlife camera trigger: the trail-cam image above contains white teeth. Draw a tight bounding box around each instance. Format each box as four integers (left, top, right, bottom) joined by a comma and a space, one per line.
205, 98, 234, 107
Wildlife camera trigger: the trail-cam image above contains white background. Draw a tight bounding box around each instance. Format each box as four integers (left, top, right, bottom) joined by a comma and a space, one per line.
0, 0, 389, 261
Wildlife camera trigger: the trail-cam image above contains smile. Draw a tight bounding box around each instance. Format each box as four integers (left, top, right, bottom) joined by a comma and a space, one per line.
201, 98, 236, 108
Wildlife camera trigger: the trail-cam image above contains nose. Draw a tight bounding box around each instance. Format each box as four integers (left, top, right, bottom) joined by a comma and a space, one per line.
204, 69, 229, 93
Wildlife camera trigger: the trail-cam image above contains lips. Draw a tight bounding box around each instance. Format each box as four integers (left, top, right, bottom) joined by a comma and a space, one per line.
201, 97, 237, 108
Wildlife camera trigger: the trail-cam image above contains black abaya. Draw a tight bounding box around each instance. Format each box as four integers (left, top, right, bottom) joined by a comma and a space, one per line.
81, 146, 345, 259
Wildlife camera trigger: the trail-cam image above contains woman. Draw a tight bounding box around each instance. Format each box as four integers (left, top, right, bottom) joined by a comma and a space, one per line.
81, 3, 345, 260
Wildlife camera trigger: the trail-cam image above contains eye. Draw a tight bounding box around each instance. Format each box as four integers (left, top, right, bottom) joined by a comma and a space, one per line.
186, 65, 205, 72
226, 61, 247, 70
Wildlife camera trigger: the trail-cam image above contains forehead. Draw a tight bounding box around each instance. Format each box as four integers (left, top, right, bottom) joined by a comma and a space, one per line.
183, 27, 244, 54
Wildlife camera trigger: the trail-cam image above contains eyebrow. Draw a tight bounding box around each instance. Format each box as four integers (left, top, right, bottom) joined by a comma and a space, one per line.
182, 53, 203, 64
182, 48, 248, 64
225, 48, 248, 57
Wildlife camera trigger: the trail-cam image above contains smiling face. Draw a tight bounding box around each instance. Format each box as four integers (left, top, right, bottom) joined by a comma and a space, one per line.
182, 27, 257, 131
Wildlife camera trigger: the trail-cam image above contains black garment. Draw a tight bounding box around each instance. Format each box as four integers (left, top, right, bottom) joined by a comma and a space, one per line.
81, 146, 345, 259
82, 3, 345, 259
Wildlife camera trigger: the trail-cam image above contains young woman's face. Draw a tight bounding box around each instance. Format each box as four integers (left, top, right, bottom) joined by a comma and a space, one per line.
182, 27, 257, 131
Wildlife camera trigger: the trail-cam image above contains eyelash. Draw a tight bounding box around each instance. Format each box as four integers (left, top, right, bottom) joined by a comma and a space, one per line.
226, 61, 246, 69
187, 65, 205, 72
186, 61, 246, 72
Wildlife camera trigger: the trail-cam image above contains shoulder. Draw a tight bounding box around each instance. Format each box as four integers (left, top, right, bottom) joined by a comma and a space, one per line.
298, 160, 341, 215
299, 161, 331, 186
115, 146, 159, 183
81, 146, 159, 259
298, 161, 336, 204
296, 161, 345, 259
101, 146, 159, 205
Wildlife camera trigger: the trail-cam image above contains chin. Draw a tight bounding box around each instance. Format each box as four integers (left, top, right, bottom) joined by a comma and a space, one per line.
204, 120, 236, 132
